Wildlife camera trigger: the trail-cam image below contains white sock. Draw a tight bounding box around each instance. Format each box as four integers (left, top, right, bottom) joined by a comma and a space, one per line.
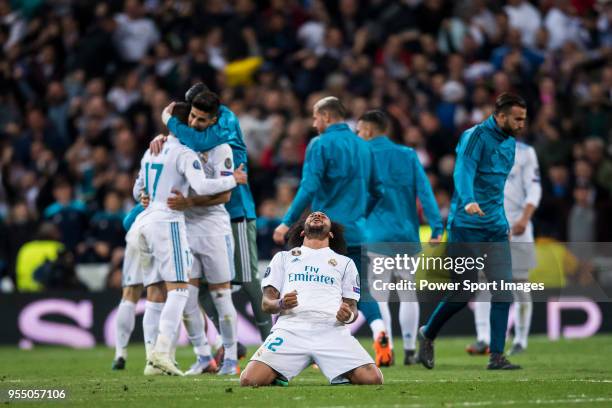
474, 291, 491, 344
143, 301, 164, 361
377, 302, 393, 349
399, 301, 419, 351
213, 334, 223, 350
170, 320, 181, 363
183, 285, 211, 357
115, 299, 136, 359
370, 318, 386, 340
513, 289, 532, 348
155, 289, 189, 355
211, 288, 238, 361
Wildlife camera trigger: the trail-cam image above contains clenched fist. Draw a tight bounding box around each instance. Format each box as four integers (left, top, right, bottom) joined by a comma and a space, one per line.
336, 302, 354, 324
280, 290, 298, 310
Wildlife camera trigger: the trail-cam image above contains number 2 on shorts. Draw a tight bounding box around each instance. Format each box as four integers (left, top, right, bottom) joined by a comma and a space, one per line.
266, 337, 283, 352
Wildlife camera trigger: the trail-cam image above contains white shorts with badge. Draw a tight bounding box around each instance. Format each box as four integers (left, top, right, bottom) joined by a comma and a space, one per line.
139, 221, 192, 287
189, 234, 235, 284
250, 324, 374, 384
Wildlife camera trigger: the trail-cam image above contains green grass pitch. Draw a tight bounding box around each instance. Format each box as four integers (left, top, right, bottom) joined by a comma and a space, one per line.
2, 335, 611, 407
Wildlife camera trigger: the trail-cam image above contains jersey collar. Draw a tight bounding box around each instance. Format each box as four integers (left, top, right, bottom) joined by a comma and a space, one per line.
300, 245, 331, 252
323, 123, 350, 134
368, 135, 391, 145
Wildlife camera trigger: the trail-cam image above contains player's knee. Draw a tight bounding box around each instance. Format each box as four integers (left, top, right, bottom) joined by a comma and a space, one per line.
350, 364, 383, 385
123, 285, 142, 303
209, 282, 230, 291
146, 283, 166, 302
239, 370, 253, 387
363, 366, 384, 385
240, 362, 276, 387
239, 369, 265, 387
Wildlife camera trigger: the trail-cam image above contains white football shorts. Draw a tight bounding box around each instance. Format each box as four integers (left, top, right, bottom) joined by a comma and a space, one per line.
189, 234, 235, 284
250, 324, 374, 384
139, 221, 192, 287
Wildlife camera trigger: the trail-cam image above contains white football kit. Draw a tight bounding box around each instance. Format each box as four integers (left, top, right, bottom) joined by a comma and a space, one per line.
251, 246, 374, 384
130, 136, 237, 286
185, 143, 235, 284
504, 142, 542, 279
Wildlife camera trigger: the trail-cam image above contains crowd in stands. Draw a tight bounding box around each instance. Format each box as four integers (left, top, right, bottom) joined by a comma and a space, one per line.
0, 0, 610, 291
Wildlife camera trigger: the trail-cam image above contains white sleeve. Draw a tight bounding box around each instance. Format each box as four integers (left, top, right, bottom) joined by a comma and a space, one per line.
212, 145, 235, 179
177, 149, 236, 196
523, 147, 542, 208
132, 157, 146, 201
341, 259, 361, 301
261, 252, 285, 292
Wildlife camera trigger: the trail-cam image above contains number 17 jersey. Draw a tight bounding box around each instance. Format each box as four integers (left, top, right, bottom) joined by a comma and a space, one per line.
133, 136, 236, 225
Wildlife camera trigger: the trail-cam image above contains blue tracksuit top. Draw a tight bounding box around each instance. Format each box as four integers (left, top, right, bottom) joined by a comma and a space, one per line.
282, 123, 384, 246
366, 136, 443, 246
167, 105, 257, 220
448, 115, 516, 232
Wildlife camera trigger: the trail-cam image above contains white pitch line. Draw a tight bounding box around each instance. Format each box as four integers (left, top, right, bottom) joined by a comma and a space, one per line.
441, 397, 612, 407
325, 398, 612, 408
289, 378, 612, 384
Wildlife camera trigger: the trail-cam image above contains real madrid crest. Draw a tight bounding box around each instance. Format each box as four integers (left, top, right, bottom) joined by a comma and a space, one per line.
291, 248, 302, 256
199, 152, 209, 163
328, 258, 337, 267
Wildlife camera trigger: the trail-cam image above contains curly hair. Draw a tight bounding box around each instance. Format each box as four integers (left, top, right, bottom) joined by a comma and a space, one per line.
286, 212, 347, 255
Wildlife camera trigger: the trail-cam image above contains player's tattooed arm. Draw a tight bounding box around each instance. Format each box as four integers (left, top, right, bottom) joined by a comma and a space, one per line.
336, 298, 358, 324
262, 286, 298, 314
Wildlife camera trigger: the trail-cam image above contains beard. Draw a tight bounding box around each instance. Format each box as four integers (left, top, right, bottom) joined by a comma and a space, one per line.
500, 119, 521, 136
500, 119, 513, 135
304, 222, 330, 240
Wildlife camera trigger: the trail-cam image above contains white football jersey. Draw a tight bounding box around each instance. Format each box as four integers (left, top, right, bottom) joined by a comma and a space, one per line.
132, 136, 236, 225
185, 143, 233, 236
504, 142, 542, 241
262, 246, 360, 330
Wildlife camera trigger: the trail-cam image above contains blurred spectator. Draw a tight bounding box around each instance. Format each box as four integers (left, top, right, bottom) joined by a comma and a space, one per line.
78, 190, 125, 263
33, 246, 84, 291
13, 107, 65, 166
256, 198, 283, 261
504, 0, 542, 48
0, 0, 609, 292
568, 182, 597, 242
16, 222, 63, 292
538, 163, 572, 239
575, 83, 612, 140
113, 0, 160, 64
584, 137, 612, 194
43, 179, 87, 252
544, 0, 585, 50
3, 202, 37, 285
